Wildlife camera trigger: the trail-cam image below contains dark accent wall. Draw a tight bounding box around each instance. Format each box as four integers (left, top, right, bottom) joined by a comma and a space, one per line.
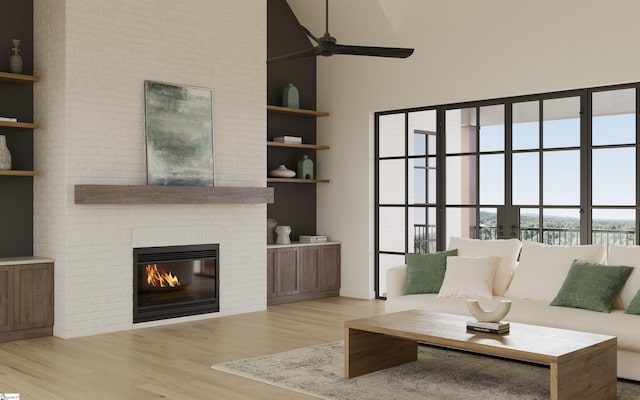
267, 0, 318, 239
0, 0, 314, 255
0, 0, 34, 257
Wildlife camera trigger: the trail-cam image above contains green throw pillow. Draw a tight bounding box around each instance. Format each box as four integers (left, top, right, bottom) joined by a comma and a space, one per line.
404, 249, 457, 295
550, 260, 634, 313
625, 290, 640, 315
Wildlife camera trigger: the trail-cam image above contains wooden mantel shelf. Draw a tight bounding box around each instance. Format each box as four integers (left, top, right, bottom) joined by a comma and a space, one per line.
74, 185, 274, 205
267, 105, 329, 117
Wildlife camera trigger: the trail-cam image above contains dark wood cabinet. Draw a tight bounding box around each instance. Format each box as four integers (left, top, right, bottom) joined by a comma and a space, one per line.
266, 248, 277, 299
275, 247, 300, 296
0, 259, 53, 342
267, 243, 340, 305
318, 244, 340, 291
0, 266, 11, 332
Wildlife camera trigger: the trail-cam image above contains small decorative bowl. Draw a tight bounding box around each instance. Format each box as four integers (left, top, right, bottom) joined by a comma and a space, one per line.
269, 165, 296, 178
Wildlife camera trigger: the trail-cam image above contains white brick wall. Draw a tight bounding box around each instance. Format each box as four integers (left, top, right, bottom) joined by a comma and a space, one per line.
34, 0, 267, 338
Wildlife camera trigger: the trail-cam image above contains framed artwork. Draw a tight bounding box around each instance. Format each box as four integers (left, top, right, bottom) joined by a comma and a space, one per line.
144, 81, 214, 186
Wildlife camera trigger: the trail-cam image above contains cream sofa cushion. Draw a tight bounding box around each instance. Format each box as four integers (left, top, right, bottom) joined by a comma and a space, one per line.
437, 256, 498, 299
506, 241, 605, 302
608, 244, 640, 310
447, 237, 522, 296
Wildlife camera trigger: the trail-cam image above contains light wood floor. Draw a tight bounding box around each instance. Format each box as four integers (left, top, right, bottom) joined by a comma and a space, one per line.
0, 297, 385, 399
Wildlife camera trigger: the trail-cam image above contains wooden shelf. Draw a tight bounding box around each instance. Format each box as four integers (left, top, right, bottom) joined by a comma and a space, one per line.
74, 184, 274, 205
0, 121, 39, 129
267, 105, 329, 117
0, 170, 38, 177
267, 178, 330, 184
0, 71, 39, 84
267, 141, 329, 150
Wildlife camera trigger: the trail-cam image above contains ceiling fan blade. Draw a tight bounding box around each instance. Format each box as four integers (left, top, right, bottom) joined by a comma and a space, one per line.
329, 44, 414, 58
267, 46, 322, 64
266, 0, 414, 63
299, 24, 321, 45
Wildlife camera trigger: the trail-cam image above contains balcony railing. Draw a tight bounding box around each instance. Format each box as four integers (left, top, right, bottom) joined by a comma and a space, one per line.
592, 229, 636, 247
414, 224, 437, 254
418, 225, 635, 251
479, 226, 635, 246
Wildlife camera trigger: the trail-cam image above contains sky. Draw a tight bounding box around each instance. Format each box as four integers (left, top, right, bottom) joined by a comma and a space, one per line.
417, 107, 636, 222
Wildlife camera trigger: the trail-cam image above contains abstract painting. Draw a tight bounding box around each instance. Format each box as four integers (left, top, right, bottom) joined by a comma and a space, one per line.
144, 81, 214, 186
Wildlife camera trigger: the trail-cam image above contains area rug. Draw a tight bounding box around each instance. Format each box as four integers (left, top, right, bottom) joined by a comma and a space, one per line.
212, 341, 640, 400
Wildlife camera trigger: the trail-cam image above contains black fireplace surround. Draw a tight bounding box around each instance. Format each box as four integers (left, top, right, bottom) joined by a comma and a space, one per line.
133, 244, 219, 323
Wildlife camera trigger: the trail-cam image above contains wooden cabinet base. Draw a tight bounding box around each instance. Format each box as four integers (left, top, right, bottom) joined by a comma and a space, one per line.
267, 289, 340, 306
0, 259, 54, 342
0, 326, 53, 343
267, 243, 340, 305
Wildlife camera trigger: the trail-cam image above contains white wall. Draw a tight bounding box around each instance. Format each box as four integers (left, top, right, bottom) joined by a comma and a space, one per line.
287, 0, 640, 299
33, 0, 267, 338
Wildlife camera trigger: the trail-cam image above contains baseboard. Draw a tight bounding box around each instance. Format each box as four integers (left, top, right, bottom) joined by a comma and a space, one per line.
339, 287, 376, 300
267, 290, 340, 306
0, 325, 53, 343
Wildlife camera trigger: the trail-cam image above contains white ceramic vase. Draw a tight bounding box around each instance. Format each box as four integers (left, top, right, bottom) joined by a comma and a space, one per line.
275, 225, 291, 244
0, 135, 12, 170
466, 299, 512, 322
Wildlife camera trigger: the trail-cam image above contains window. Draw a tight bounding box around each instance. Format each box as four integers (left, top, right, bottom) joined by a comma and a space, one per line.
375, 83, 640, 298
376, 109, 437, 294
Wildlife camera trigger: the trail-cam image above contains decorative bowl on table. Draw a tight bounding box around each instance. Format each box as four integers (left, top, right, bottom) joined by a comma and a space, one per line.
467, 299, 512, 323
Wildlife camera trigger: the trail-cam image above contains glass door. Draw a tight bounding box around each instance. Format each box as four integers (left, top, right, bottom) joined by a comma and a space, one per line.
444, 104, 507, 245
591, 88, 637, 251
511, 96, 584, 245
444, 95, 586, 246
376, 109, 437, 296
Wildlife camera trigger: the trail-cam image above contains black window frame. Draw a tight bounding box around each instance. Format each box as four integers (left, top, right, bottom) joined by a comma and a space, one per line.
374, 81, 640, 299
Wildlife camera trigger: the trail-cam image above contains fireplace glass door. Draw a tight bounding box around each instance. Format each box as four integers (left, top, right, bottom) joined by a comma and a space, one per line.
133, 244, 219, 323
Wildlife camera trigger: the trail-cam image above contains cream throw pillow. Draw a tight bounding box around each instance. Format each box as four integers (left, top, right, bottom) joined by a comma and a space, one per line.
447, 237, 522, 296
608, 244, 640, 310
505, 241, 605, 302
437, 256, 498, 299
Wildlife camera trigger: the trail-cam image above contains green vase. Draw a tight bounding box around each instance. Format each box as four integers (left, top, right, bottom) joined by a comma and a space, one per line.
282, 83, 299, 108
297, 155, 313, 179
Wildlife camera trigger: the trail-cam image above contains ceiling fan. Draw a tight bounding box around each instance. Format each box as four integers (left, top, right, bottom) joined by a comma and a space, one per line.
267, 0, 414, 64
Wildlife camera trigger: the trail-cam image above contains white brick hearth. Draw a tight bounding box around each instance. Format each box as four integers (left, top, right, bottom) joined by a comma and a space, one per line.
33, 0, 267, 338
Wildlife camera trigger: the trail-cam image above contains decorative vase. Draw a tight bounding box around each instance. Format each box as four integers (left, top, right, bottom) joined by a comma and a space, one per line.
466, 299, 512, 323
269, 165, 296, 178
0, 135, 12, 170
297, 155, 314, 179
9, 39, 23, 74
267, 218, 278, 244
282, 83, 299, 108
275, 225, 292, 245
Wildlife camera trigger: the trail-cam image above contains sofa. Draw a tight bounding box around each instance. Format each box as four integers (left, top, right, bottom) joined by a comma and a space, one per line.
385, 237, 640, 381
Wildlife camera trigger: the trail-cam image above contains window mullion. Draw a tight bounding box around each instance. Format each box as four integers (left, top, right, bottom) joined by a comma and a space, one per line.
636, 87, 640, 244
581, 90, 592, 245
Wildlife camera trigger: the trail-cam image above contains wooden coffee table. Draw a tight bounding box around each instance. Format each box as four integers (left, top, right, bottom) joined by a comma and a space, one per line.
345, 310, 617, 400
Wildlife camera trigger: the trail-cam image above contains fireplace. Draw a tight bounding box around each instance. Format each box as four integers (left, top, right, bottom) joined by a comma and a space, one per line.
133, 244, 219, 323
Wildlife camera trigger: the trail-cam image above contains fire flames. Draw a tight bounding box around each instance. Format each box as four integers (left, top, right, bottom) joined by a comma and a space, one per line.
146, 264, 181, 288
